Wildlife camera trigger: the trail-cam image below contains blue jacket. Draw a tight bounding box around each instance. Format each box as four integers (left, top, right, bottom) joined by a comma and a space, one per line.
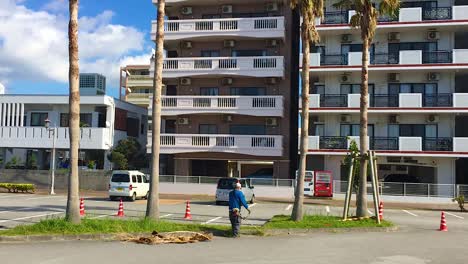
228, 189, 249, 211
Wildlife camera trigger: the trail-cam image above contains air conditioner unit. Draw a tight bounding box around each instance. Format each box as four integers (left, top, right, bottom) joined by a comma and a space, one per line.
427, 72, 440, 81
388, 32, 400, 42
179, 77, 191, 85
222, 5, 233, 14
224, 40, 236, 48
222, 77, 233, 85
427, 114, 439, 123
266, 2, 278, 12
388, 73, 400, 82
341, 34, 352, 43
181, 6, 193, 15
340, 115, 351, 123
178, 117, 189, 125
224, 115, 233, 122
427, 31, 440, 40
340, 74, 350, 83
182, 41, 192, 49
265, 77, 278, 85
266, 39, 279, 47
266, 117, 278, 126
389, 115, 400, 124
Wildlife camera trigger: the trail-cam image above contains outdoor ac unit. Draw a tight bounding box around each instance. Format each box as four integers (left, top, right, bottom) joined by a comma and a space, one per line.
266, 118, 278, 126
178, 117, 189, 125
266, 39, 279, 47
265, 77, 278, 85
341, 34, 352, 43
224, 115, 233, 122
182, 41, 192, 49
181, 6, 193, 15
179, 77, 191, 85
340, 74, 350, 83
388, 32, 400, 42
222, 77, 233, 85
340, 115, 351, 123
224, 40, 236, 48
222, 5, 233, 14
427, 72, 440, 81
389, 115, 400, 124
266, 2, 278, 12
388, 73, 400, 82
427, 114, 439, 123
427, 31, 440, 40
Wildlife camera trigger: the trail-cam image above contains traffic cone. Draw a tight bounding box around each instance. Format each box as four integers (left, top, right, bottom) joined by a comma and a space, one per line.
183, 200, 192, 220
117, 199, 125, 217
378, 201, 384, 220
79, 198, 85, 216
439, 211, 448, 231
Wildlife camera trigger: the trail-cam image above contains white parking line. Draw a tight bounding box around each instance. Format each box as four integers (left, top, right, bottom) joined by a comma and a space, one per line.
0, 211, 64, 223
161, 214, 173, 218
402, 210, 418, 217
326, 206, 330, 214
204, 216, 222, 224
0, 194, 31, 199
285, 204, 292, 211
367, 209, 373, 215
25, 196, 64, 200
0, 207, 37, 214
445, 212, 464, 219
90, 214, 113, 219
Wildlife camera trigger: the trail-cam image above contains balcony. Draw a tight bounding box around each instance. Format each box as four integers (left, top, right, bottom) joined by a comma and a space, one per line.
155, 17, 285, 41
0, 127, 112, 150
159, 56, 284, 78
147, 133, 283, 156
152, 96, 283, 116
126, 75, 152, 87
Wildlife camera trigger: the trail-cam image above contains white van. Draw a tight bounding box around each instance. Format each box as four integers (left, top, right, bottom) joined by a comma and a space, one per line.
109, 170, 149, 201
215, 178, 255, 205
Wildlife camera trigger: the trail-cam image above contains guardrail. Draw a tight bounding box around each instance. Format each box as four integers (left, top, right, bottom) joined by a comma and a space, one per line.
159, 175, 295, 187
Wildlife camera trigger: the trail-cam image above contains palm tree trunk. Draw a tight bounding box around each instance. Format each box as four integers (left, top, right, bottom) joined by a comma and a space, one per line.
356, 36, 370, 218
66, 0, 80, 224
146, 0, 165, 220
292, 8, 310, 221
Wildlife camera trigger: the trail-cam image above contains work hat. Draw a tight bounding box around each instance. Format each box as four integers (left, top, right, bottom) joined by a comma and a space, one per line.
235, 182, 242, 188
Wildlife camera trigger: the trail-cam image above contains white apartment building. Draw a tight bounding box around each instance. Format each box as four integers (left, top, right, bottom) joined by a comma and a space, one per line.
80, 73, 106, 96
0, 95, 147, 170
304, 0, 468, 188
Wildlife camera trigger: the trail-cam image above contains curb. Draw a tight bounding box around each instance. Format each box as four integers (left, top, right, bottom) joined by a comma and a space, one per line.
262, 226, 399, 236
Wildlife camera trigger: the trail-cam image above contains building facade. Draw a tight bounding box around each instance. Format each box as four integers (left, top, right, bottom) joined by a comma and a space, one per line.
304, 0, 468, 188
120, 65, 152, 108
142, 0, 299, 178
0, 95, 147, 170
80, 73, 106, 96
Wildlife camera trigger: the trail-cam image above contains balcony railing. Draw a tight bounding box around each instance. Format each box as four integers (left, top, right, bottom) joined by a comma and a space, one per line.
423, 94, 452, 107
422, 51, 453, 64
322, 11, 348, 24
319, 136, 347, 150
321, 54, 347, 65
320, 94, 347, 107
370, 137, 399, 150
371, 95, 399, 107
423, 7, 452, 20
423, 137, 453, 151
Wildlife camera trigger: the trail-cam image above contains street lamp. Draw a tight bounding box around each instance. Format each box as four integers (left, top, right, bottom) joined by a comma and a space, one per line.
45, 118, 56, 195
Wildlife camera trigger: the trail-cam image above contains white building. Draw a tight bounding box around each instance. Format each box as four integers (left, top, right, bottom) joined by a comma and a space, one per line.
304, 0, 468, 188
80, 73, 106, 96
0, 95, 147, 170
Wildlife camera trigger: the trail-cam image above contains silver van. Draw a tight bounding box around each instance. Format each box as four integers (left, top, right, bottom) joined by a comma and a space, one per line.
215, 178, 255, 205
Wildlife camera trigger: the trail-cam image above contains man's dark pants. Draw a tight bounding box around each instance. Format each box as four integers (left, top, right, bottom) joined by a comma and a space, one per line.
229, 211, 241, 237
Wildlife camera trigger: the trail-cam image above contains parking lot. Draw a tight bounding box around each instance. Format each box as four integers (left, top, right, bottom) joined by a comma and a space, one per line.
1, 192, 468, 232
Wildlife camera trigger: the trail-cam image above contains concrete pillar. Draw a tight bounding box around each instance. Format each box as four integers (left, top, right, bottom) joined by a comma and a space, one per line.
174, 158, 190, 176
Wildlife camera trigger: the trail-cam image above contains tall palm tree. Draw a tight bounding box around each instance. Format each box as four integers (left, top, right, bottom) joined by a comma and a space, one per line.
66, 0, 81, 224
146, 0, 165, 220
333, 0, 399, 217
290, 0, 324, 221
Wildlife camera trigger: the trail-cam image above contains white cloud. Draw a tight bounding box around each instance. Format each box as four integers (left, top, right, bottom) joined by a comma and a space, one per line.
41, 0, 67, 13
0, 0, 151, 91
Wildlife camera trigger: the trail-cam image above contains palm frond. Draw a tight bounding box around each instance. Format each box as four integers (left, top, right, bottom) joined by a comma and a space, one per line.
379, 0, 400, 17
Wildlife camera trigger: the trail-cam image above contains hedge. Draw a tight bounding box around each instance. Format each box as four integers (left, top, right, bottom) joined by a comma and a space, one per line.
0, 183, 36, 193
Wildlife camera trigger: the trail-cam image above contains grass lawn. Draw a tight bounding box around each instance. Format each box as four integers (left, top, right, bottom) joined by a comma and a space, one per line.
264, 215, 393, 229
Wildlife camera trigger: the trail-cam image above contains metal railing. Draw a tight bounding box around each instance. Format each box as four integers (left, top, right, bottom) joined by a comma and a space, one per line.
372, 53, 399, 65
321, 54, 347, 65
423, 94, 453, 107
322, 11, 348, 24
370, 137, 399, 150
423, 7, 452, 20
423, 137, 453, 151
422, 51, 453, 64
320, 94, 347, 107
371, 94, 399, 107
319, 136, 347, 149
158, 175, 294, 187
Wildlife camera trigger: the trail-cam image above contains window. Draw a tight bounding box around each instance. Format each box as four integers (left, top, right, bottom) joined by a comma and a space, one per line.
143, 176, 149, 183
388, 124, 438, 138
202, 14, 221, 19
137, 175, 142, 183
80, 113, 92, 127
312, 84, 325, 95
132, 175, 137, 183
340, 124, 374, 137
60, 113, 69, 127
229, 125, 266, 135
388, 83, 438, 95
230, 87, 266, 96
200, 50, 220, 57
30, 113, 48, 127
311, 124, 324, 136
199, 124, 218, 134
340, 84, 375, 94
200, 87, 219, 96
232, 50, 267, 57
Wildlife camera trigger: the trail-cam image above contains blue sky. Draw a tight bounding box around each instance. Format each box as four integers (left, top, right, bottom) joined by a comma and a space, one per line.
0, 0, 156, 97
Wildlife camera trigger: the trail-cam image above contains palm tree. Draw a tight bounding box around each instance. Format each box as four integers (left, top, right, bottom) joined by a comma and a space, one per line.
333, 0, 399, 217
146, 0, 165, 220
66, 0, 81, 224
290, 0, 324, 221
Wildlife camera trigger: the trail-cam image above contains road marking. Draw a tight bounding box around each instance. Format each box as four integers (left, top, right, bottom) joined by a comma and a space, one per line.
326, 206, 330, 214
250, 203, 257, 208
402, 210, 418, 217
368, 209, 373, 215
25, 196, 64, 200
0, 211, 64, 223
285, 204, 292, 211
445, 212, 464, 219
0, 207, 37, 214
204, 216, 222, 224
90, 214, 113, 219
161, 214, 173, 218
0, 194, 31, 199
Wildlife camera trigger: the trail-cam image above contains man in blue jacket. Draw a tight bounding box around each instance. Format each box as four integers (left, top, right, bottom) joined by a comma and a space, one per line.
228, 182, 250, 237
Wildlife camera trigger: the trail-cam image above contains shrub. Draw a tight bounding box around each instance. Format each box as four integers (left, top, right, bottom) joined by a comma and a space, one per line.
453, 195, 466, 212
0, 183, 36, 193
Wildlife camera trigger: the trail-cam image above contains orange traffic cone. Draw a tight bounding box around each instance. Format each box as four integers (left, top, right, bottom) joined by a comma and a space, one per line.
378, 201, 384, 220
117, 199, 125, 217
439, 211, 448, 231
184, 200, 192, 220
79, 198, 85, 216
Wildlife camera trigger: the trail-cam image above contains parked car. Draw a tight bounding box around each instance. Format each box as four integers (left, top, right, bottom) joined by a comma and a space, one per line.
383, 174, 420, 183
108, 170, 149, 201
215, 178, 255, 205
245, 168, 274, 185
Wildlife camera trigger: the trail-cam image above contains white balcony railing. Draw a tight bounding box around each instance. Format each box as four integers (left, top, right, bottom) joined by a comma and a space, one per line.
147, 133, 283, 156
0, 127, 111, 150
150, 96, 284, 116
155, 17, 285, 40
158, 56, 284, 78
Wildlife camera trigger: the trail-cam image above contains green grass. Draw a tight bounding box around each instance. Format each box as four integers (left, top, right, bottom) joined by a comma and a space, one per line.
264, 215, 393, 229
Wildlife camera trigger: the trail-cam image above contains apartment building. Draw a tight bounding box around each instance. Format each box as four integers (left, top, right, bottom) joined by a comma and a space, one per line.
79, 73, 106, 96
143, 0, 299, 178
120, 65, 152, 108
0, 95, 147, 170
304, 0, 468, 189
